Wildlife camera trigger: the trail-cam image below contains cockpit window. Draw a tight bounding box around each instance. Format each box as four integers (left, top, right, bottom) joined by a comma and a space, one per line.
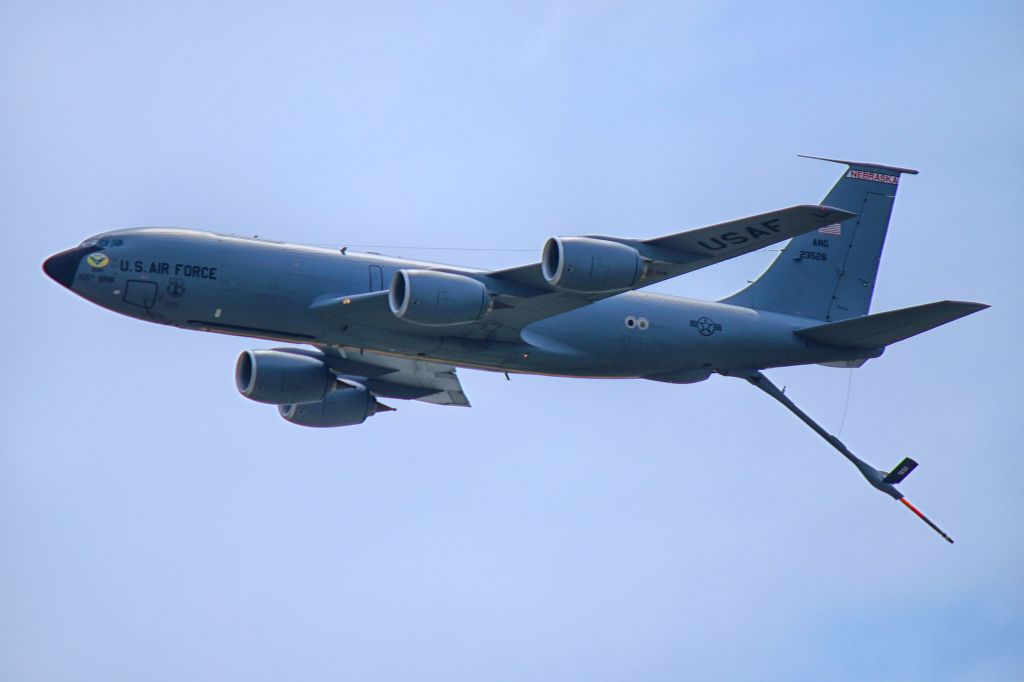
79, 237, 124, 248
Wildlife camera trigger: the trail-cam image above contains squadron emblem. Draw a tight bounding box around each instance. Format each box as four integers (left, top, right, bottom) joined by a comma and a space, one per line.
86, 253, 110, 269
166, 278, 186, 298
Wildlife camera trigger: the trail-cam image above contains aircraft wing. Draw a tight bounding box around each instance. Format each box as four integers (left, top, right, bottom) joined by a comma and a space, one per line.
317, 345, 471, 406
312, 204, 854, 343
474, 204, 855, 335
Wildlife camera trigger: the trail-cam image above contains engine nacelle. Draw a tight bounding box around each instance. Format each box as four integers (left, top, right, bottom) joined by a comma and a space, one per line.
541, 237, 646, 293
388, 269, 490, 326
279, 386, 381, 427
235, 349, 334, 405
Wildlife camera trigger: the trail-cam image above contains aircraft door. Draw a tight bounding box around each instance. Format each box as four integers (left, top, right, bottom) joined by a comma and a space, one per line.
123, 280, 158, 308
369, 265, 384, 292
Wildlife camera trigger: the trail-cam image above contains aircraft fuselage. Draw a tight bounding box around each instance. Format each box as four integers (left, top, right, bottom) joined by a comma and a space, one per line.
45, 227, 876, 380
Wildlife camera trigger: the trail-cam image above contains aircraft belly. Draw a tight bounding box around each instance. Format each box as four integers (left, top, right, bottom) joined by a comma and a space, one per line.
319, 300, 870, 378
517, 294, 820, 376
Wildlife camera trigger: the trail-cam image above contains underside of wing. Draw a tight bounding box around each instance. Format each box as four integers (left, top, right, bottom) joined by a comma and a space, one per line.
317, 345, 471, 406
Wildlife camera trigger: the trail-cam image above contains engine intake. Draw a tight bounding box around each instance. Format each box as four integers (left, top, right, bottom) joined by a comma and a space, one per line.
541, 237, 645, 293
235, 349, 333, 405
279, 385, 381, 427
389, 269, 490, 326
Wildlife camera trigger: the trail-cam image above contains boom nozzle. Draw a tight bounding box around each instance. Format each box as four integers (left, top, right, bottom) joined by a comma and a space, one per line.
900, 497, 954, 544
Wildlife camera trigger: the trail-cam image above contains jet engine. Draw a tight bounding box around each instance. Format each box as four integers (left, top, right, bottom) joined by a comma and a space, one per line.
389, 269, 490, 326
279, 385, 383, 427
235, 349, 334, 404
541, 237, 646, 293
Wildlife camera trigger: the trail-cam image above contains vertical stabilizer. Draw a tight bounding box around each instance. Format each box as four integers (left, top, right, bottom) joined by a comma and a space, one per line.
722, 157, 918, 321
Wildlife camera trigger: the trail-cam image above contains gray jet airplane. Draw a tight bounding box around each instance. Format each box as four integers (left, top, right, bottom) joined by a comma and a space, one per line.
43, 157, 986, 541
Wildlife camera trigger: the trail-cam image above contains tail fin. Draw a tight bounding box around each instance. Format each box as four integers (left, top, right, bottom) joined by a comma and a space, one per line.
722, 157, 919, 321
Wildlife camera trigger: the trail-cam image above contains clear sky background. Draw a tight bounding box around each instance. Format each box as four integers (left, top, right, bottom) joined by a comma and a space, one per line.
2, 1, 1022, 680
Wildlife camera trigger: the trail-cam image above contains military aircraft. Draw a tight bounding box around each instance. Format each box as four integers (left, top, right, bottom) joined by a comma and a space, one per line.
43, 157, 986, 541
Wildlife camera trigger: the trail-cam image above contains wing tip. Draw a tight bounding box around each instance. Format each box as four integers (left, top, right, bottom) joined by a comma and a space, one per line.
945, 300, 991, 315
798, 204, 858, 221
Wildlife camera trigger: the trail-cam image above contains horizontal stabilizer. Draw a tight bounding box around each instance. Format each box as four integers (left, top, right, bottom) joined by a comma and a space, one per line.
797, 155, 920, 175
795, 300, 989, 349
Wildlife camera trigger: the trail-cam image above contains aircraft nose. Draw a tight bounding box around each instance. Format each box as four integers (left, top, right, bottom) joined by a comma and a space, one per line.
42, 246, 93, 288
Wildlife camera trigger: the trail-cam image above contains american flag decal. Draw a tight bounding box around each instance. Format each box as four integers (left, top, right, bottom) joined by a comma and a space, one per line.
818, 223, 842, 236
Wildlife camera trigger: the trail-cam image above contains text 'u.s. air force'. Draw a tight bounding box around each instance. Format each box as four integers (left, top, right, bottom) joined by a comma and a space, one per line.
120, 260, 218, 279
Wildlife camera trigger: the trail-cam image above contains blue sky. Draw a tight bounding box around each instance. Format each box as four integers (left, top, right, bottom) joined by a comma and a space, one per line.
2, 1, 1022, 680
